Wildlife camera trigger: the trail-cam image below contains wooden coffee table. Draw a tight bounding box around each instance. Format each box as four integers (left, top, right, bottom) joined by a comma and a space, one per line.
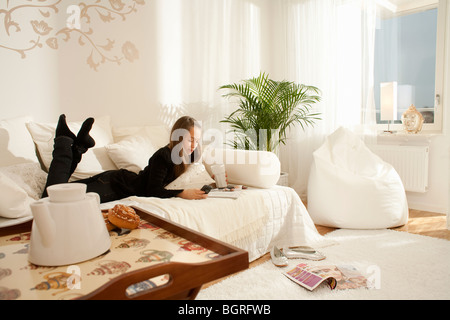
0, 206, 248, 300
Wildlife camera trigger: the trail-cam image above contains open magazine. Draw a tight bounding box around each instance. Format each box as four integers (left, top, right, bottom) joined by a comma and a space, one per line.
284, 263, 368, 291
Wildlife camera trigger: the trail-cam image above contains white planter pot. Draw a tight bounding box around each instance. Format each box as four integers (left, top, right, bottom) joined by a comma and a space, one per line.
277, 172, 289, 186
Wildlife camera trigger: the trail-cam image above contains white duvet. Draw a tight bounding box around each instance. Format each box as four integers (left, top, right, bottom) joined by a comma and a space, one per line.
101, 186, 329, 262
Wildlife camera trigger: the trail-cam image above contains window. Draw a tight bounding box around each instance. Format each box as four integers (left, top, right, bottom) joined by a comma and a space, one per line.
374, 0, 446, 132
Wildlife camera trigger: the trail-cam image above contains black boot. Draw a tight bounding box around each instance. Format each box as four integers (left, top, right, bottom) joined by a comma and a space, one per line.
70, 117, 96, 175
75, 117, 95, 150
55, 114, 76, 140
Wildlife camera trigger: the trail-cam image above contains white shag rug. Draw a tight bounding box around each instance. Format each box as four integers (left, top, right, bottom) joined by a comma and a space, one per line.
197, 229, 450, 300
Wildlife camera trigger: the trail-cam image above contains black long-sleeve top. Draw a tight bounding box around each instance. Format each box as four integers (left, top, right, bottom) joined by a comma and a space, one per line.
110, 146, 185, 199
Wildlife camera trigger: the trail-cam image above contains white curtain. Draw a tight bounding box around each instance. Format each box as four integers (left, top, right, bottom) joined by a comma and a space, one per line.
273, 0, 378, 200
153, 0, 265, 131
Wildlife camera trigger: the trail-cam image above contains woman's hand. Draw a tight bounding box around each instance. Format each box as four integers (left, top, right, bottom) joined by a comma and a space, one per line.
177, 189, 208, 200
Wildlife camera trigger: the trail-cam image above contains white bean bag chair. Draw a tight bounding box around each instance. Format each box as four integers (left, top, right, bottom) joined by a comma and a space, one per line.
307, 127, 408, 229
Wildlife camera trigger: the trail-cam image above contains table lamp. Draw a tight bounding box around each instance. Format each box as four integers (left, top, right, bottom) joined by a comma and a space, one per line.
380, 81, 398, 133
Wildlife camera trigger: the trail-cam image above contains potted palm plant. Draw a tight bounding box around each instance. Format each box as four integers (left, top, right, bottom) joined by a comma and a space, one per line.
219, 72, 321, 153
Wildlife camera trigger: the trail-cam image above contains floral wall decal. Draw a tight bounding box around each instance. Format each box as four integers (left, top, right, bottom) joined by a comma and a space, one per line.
0, 0, 145, 71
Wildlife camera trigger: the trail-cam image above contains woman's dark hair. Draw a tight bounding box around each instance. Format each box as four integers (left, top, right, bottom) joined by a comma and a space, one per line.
168, 116, 202, 178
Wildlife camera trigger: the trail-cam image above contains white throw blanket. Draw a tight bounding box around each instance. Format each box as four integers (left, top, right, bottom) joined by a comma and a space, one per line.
129, 189, 270, 248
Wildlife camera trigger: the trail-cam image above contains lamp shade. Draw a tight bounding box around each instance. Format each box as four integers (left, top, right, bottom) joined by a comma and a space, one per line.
380, 81, 398, 121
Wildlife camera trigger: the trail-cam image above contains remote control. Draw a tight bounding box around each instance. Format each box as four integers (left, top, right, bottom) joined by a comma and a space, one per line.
201, 185, 213, 194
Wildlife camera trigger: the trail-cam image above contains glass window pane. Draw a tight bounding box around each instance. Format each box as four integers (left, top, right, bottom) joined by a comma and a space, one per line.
374, 8, 438, 124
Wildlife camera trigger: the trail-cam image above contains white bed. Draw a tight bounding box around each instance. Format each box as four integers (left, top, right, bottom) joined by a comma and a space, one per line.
0, 115, 328, 262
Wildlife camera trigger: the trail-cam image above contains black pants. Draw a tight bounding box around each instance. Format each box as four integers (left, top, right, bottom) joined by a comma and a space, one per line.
43, 136, 122, 203
77, 171, 124, 203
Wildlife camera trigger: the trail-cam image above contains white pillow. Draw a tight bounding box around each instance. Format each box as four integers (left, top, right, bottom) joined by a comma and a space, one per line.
165, 163, 214, 190
0, 116, 37, 166
26, 116, 117, 181
107, 126, 169, 173
0, 173, 34, 218
105, 131, 159, 173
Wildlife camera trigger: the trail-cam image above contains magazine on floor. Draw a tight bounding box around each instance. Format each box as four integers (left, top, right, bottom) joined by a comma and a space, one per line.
283, 263, 368, 291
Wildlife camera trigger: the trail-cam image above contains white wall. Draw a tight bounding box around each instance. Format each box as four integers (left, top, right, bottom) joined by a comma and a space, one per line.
0, 1, 163, 126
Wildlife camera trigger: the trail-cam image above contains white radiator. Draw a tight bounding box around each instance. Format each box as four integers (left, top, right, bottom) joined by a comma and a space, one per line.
370, 145, 429, 193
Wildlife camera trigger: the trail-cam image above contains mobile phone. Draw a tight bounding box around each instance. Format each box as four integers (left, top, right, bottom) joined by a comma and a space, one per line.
201, 185, 212, 194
